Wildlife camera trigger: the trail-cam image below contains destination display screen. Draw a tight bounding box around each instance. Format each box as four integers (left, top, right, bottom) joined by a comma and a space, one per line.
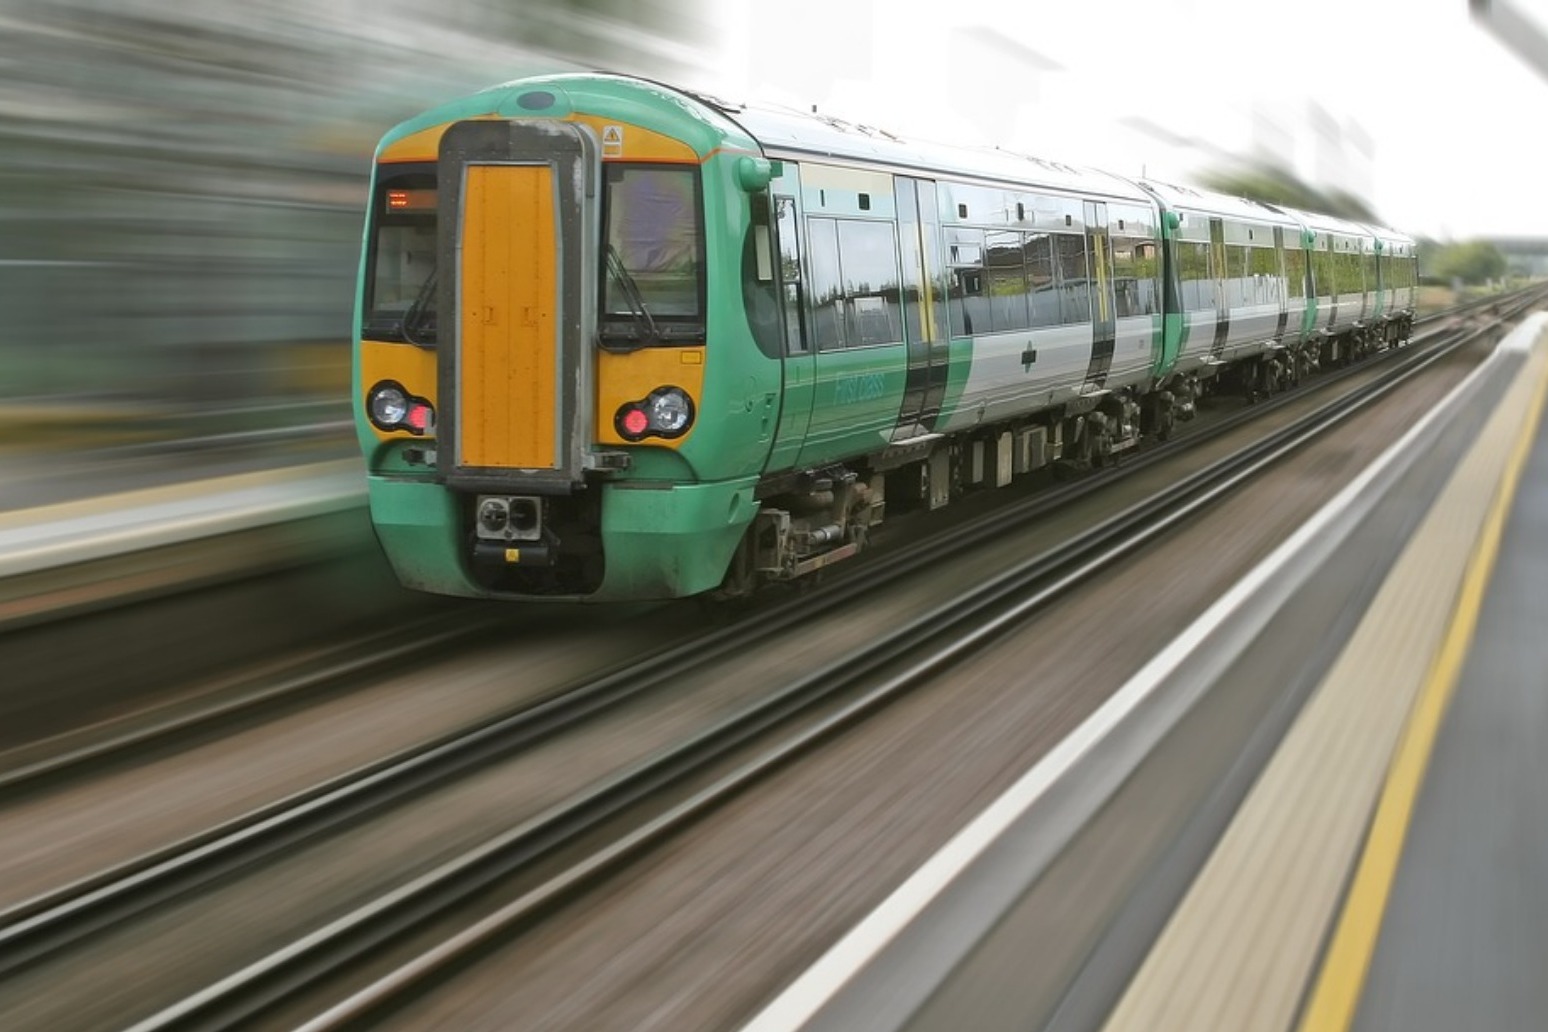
384, 188, 436, 214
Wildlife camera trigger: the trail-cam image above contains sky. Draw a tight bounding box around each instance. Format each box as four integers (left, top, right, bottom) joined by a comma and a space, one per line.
701, 0, 1548, 241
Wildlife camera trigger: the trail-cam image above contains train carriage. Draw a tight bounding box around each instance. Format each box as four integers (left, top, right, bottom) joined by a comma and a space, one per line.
354, 73, 1413, 602
1279, 207, 1386, 361
1366, 226, 1419, 346
1137, 179, 1310, 401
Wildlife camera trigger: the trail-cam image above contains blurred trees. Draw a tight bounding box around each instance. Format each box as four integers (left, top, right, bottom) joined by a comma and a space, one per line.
0, 0, 709, 414
1200, 163, 1381, 224
1202, 163, 1515, 286
1419, 238, 1508, 285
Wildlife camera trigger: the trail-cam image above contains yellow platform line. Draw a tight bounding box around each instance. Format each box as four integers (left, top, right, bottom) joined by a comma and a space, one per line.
1296, 343, 1548, 1032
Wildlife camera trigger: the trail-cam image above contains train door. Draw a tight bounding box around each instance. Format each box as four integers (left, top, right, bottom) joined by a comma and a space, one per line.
436, 120, 596, 490
894, 177, 948, 437
1373, 242, 1388, 322
1322, 238, 1339, 330
767, 164, 814, 471
1209, 217, 1229, 361
1273, 226, 1290, 341
1082, 200, 1116, 390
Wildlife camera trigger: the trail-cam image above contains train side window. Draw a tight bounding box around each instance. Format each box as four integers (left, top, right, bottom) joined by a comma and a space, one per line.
1341, 249, 1360, 297
1054, 233, 1090, 325
1178, 242, 1213, 311
1315, 243, 1335, 298
836, 219, 903, 347
806, 217, 844, 350
775, 195, 808, 353
740, 192, 783, 358
1285, 248, 1307, 299
1109, 236, 1160, 318
1224, 244, 1250, 307
805, 216, 903, 350
946, 227, 986, 336
1025, 233, 1059, 327
1249, 245, 1279, 305
985, 230, 1029, 332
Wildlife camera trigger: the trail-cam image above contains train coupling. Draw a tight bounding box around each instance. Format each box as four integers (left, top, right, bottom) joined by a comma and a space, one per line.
471, 494, 559, 567
472, 538, 558, 568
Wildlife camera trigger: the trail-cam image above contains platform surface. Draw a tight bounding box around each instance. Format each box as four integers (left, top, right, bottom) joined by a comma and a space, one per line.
1347, 340, 1548, 1032
1100, 313, 1548, 1032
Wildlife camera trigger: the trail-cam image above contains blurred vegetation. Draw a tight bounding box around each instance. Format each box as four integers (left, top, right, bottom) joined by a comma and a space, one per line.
1201, 162, 1382, 224
1417, 238, 1508, 285
0, 0, 709, 422
1202, 162, 1516, 288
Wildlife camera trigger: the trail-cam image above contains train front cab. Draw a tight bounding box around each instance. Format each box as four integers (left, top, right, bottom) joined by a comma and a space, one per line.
356, 87, 770, 601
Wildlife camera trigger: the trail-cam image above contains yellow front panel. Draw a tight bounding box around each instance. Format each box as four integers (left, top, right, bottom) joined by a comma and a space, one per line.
460, 164, 558, 469
595, 346, 706, 447
361, 339, 438, 441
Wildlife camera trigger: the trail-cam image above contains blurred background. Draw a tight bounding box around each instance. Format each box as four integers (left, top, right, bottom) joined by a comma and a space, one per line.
2, 0, 1546, 448
0, 0, 713, 446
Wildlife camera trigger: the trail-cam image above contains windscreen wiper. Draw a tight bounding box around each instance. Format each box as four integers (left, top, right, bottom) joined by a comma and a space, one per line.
403, 267, 438, 345
604, 244, 660, 344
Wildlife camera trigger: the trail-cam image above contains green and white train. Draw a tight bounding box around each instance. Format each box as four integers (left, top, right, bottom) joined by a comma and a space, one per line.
354, 73, 1417, 601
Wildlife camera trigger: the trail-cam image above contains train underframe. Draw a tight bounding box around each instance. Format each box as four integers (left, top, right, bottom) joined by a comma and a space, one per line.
723, 315, 1414, 598
435, 315, 1414, 602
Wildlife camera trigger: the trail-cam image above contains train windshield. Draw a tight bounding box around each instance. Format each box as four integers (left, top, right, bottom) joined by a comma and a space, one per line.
599, 164, 705, 345
362, 170, 437, 345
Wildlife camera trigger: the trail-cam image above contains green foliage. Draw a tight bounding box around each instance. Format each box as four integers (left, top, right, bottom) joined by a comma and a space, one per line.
1200, 164, 1380, 223
1419, 239, 1508, 284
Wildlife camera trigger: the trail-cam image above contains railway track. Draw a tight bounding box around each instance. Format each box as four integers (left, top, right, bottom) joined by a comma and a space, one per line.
0, 290, 1531, 1031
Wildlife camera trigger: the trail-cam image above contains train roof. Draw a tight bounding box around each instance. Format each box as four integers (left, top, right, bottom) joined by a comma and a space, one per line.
721, 100, 1153, 206
445, 74, 1149, 205
1135, 178, 1300, 228
1273, 204, 1383, 242
1360, 223, 1417, 248
407, 74, 1410, 246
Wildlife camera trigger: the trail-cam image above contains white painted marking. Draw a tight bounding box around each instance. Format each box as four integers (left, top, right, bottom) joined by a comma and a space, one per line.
1501, 310, 1548, 352
738, 321, 1536, 1032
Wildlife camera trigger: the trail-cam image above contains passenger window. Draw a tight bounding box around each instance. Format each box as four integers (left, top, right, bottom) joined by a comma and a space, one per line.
1179, 242, 1213, 312
775, 195, 808, 354
947, 227, 986, 337
1026, 233, 1059, 327
1109, 236, 1160, 318
806, 217, 844, 350
806, 216, 904, 349
985, 230, 1029, 332
1054, 234, 1090, 324
836, 219, 903, 347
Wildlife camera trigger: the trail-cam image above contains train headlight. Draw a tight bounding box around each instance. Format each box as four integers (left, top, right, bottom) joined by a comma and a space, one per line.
367, 380, 435, 435
614, 386, 694, 441
647, 388, 693, 434
369, 383, 408, 427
